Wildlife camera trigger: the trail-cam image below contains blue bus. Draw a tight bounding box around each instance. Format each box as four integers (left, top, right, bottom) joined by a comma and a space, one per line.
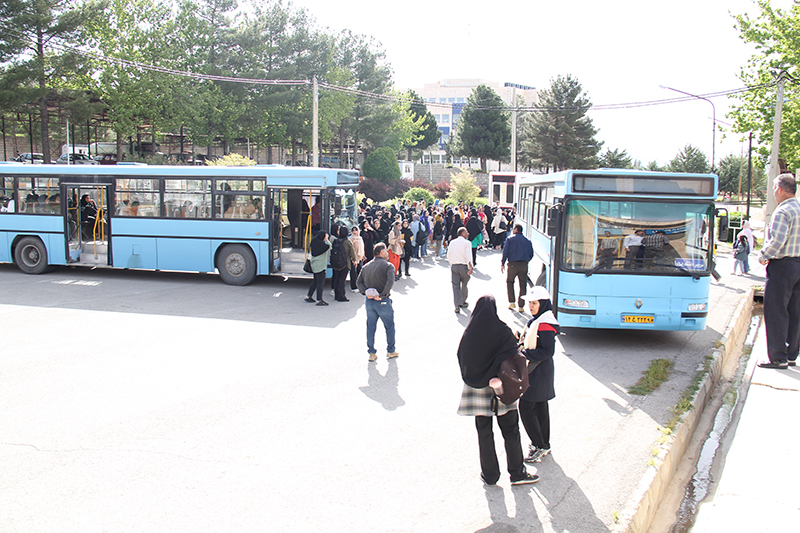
0, 163, 359, 285
516, 169, 725, 330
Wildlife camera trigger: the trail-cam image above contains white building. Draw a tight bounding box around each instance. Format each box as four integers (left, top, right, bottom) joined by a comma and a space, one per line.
409, 79, 538, 168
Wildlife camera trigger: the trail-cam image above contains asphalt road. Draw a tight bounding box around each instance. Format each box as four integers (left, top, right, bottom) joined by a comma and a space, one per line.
0, 246, 759, 532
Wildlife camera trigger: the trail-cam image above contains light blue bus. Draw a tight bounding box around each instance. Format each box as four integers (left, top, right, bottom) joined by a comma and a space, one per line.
0, 163, 359, 285
515, 169, 725, 330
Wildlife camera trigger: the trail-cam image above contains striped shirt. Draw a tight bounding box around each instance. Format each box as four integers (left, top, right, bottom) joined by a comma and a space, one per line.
760, 198, 800, 261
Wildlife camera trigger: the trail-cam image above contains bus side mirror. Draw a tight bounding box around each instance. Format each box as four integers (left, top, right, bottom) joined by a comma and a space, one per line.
718, 215, 729, 242
546, 206, 561, 237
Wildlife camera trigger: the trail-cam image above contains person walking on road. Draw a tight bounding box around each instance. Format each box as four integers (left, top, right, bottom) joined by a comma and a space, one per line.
457, 294, 539, 487
356, 243, 399, 362
501, 224, 534, 312
447, 227, 474, 314
518, 286, 560, 464
758, 173, 800, 369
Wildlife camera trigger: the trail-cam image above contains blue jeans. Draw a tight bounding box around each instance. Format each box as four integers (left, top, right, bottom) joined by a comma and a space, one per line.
419, 238, 427, 256
366, 297, 396, 354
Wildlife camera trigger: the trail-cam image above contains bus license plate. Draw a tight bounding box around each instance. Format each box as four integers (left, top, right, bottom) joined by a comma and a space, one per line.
623, 315, 654, 324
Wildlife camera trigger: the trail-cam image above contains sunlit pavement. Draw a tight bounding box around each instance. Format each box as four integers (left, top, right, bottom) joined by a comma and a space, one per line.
0, 241, 763, 532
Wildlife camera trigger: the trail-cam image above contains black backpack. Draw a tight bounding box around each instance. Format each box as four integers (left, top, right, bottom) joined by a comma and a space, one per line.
330, 238, 347, 270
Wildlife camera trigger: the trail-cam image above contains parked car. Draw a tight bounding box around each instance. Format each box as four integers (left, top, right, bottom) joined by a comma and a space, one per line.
13, 153, 47, 164
56, 153, 99, 165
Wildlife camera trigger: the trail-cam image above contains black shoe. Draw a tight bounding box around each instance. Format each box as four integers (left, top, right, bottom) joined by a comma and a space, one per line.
316, 300, 329, 306
510, 473, 539, 485
789, 361, 797, 367
460, 302, 469, 308
480, 473, 498, 487
454, 307, 461, 314
758, 361, 788, 369
304, 297, 315, 303
336, 297, 349, 302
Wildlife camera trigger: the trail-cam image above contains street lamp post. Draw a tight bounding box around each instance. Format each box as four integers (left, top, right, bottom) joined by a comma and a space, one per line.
660, 85, 716, 171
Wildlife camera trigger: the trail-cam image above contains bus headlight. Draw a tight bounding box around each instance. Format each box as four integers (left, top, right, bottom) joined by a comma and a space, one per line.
564, 299, 590, 308
688, 303, 707, 312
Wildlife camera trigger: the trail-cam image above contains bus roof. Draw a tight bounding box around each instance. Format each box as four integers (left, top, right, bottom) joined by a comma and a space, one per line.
0, 163, 361, 187
518, 169, 718, 199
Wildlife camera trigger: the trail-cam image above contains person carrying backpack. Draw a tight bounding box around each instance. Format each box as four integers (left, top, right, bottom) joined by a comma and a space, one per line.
457, 294, 539, 487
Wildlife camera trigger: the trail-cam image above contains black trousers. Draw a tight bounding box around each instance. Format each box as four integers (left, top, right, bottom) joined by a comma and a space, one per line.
475, 410, 526, 484
332, 267, 348, 300
350, 261, 362, 290
764, 257, 800, 363
519, 399, 550, 450
306, 271, 326, 301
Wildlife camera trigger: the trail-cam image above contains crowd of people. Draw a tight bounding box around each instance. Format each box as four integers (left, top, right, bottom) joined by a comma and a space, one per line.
304, 197, 559, 487
305, 198, 518, 303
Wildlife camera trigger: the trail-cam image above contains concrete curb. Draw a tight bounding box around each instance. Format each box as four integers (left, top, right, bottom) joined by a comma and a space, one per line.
613, 287, 755, 533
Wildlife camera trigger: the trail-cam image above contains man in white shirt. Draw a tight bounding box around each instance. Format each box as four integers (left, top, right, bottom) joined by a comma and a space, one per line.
623, 229, 644, 269
447, 227, 474, 314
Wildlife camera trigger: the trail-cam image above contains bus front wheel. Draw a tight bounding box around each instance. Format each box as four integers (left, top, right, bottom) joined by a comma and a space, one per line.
15, 237, 50, 275
216, 244, 257, 286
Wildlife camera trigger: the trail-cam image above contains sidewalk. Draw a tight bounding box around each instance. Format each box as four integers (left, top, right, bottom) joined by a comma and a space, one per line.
692, 320, 800, 532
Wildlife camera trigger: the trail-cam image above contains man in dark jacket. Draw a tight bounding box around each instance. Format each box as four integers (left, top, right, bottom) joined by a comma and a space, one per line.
501, 224, 534, 312
356, 243, 398, 361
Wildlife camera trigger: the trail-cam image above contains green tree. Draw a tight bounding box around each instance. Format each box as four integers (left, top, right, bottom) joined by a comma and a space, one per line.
456, 84, 510, 172
717, 153, 767, 196
668, 144, 710, 173
0, 0, 106, 162
598, 148, 633, 169
446, 170, 481, 204
403, 90, 441, 160
362, 146, 400, 182
730, 1, 800, 171
519, 74, 602, 172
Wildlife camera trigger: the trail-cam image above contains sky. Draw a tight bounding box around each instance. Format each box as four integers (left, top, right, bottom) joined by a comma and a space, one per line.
290, 0, 792, 168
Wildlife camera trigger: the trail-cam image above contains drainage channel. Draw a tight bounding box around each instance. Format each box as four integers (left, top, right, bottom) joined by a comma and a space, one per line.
668, 310, 762, 533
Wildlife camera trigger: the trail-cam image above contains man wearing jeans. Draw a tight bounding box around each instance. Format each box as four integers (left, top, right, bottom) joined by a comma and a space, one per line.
447, 227, 474, 314
356, 243, 399, 362
758, 173, 800, 369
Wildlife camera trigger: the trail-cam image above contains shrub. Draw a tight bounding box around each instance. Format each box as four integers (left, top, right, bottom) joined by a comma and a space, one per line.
362, 147, 401, 182
430, 181, 451, 199
358, 177, 408, 203
207, 153, 256, 166
404, 187, 435, 206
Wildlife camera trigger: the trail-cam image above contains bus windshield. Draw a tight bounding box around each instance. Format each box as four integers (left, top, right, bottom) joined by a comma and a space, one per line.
561, 198, 713, 274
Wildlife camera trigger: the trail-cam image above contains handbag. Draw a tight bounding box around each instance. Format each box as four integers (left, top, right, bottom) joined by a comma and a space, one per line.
303, 258, 312, 273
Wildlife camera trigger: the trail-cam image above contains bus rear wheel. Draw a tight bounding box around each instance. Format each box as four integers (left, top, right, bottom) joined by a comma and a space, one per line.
15, 237, 50, 275
216, 244, 257, 286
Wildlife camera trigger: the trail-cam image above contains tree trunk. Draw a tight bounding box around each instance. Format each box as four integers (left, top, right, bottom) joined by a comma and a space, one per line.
338, 122, 345, 168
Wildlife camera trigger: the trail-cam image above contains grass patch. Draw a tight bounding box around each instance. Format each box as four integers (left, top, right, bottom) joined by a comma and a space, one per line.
666, 355, 714, 430
628, 358, 674, 395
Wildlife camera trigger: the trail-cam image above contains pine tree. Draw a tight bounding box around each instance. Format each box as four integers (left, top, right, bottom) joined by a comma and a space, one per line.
520, 74, 602, 172
455, 84, 510, 172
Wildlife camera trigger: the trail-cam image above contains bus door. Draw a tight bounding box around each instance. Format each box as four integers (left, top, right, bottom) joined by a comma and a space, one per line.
270, 188, 322, 275
64, 183, 110, 266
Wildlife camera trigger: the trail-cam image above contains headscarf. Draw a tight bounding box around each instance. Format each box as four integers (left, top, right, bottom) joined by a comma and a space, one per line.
310, 230, 329, 257
457, 295, 519, 388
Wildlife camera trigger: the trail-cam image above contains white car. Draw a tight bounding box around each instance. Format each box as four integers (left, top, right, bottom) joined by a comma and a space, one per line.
56, 153, 99, 165
14, 153, 47, 164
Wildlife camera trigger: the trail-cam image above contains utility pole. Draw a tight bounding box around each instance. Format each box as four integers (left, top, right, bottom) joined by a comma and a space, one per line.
510, 85, 517, 171
765, 71, 787, 224
312, 75, 319, 168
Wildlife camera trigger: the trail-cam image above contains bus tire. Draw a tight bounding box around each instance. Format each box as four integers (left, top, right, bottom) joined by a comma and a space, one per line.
216, 244, 257, 286
15, 237, 50, 275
